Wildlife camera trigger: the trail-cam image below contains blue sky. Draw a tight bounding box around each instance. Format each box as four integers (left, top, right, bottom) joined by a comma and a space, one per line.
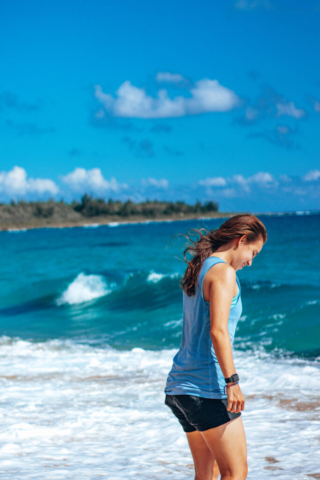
0, 0, 319, 212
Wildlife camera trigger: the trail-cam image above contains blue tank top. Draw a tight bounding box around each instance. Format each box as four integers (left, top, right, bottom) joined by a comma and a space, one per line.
164, 256, 242, 399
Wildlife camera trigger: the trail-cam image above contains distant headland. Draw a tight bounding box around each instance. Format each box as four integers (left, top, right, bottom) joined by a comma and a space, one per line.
0, 195, 250, 231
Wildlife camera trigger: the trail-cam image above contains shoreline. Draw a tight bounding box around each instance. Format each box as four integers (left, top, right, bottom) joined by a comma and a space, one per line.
0, 208, 317, 232
0, 211, 246, 232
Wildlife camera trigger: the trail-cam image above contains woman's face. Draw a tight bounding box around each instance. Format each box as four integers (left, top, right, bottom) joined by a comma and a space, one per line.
234, 235, 264, 271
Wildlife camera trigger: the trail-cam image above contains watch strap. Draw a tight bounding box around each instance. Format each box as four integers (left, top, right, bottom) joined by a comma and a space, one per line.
224, 373, 239, 384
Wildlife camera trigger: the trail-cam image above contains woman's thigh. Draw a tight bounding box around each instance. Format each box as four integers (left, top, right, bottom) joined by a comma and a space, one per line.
200, 416, 248, 479
186, 430, 220, 480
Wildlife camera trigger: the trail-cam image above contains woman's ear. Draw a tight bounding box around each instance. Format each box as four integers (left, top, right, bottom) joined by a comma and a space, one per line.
238, 234, 247, 246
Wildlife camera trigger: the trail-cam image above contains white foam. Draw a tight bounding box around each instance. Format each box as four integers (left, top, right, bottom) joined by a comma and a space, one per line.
55, 273, 112, 305
147, 272, 180, 283
0, 337, 320, 479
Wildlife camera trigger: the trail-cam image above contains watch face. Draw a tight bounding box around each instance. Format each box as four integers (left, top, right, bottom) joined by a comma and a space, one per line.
225, 373, 239, 383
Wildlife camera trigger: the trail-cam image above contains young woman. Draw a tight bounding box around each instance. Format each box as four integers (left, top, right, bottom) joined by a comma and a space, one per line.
164, 214, 267, 480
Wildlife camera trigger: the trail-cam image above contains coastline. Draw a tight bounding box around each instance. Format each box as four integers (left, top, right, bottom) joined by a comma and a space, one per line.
0, 208, 317, 232
0, 211, 249, 232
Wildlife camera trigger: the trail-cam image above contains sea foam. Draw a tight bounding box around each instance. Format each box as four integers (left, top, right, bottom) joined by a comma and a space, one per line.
55, 273, 112, 305
0, 337, 320, 479
147, 272, 180, 283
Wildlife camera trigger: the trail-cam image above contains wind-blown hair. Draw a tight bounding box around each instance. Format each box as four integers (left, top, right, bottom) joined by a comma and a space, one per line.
175, 214, 267, 297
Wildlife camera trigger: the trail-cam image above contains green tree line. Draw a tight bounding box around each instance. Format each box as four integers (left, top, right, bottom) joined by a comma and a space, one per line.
2, 195, 219, 219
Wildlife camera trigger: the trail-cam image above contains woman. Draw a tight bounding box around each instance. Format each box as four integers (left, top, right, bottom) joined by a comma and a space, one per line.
164, 214, 267, 480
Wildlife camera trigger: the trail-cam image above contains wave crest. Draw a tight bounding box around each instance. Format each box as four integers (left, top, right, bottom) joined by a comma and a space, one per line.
55, 273, 112, 306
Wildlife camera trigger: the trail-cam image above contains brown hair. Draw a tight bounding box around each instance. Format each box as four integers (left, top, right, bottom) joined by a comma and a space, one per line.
174, 214, 267, 297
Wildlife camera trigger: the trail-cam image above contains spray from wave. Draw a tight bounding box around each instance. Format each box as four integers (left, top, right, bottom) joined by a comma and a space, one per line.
55, 273, 113, 306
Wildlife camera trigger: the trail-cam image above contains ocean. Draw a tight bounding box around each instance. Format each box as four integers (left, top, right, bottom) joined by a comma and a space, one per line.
0, 212, 320, 479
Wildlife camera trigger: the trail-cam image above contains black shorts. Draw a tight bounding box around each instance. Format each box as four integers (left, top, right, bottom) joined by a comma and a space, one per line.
165, 393, 241, 433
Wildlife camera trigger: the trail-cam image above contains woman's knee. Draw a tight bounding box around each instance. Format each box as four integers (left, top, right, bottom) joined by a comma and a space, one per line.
220, 462, 248, 480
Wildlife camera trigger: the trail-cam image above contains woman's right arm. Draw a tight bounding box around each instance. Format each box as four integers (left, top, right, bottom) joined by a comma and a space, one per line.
206, 264, 245, 413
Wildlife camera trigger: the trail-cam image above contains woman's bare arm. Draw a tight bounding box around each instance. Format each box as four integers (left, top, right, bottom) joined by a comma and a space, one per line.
205, 264, 245, 412
206, 264, 237, 378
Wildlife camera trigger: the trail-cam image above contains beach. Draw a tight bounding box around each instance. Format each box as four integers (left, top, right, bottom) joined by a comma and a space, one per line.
0, 212, 320, 479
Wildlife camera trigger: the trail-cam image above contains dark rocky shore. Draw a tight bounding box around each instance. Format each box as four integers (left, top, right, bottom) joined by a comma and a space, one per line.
0, 196, 250, 231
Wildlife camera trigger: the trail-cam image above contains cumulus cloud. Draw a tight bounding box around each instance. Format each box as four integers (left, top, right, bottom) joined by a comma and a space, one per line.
303, 170, 320, 181
276, 101, 305, 119
0, 166, 59, 197
137, 170, 320, 211
141, 178, 169, 189
198, 171, 278, 198
61, 168, 128, 193
247, 171, 275, 184
199, 177, 227, 187
0, 167, 319, 212
94, 76, 240, 119
156, 72, 186, 84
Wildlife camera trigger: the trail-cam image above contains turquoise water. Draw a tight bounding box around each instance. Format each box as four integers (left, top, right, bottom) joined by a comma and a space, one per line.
1, 213, 320, 479
1, 213, 319, 358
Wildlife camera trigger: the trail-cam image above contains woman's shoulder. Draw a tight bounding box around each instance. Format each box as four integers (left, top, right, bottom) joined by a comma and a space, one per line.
202, 258, 236, 291
204, 259, 235, 281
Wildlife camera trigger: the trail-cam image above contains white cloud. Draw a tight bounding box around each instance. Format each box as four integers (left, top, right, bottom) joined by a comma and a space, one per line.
227, 171, 277, 193
197, 172, 277, 196
156, 72, 186, 84
0, 166, 59, 196
61, 168, 128, 193
232, 174, 247, 185
303, 170, 320, 182
141, 178, 169, 189
199, 177, 227, 187
276, 101, 305, 119
94, 77, 239, 119
247, 171, 276, 186
220, 188, 237, 198
231, 174, 251, 192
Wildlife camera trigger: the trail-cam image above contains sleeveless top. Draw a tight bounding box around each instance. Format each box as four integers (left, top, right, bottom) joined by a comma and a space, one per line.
164, 256, 242, 399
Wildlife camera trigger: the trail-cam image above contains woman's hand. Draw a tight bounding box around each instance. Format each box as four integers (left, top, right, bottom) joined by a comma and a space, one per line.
226, 383, 245, 413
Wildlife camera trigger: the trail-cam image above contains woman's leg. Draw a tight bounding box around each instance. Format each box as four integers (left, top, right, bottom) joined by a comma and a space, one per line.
186, 430, 220, 480
200, 416, 248, 480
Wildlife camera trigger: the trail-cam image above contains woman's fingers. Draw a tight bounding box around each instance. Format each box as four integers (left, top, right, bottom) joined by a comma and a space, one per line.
227, 399, 245, 413
226, 385, 245, 413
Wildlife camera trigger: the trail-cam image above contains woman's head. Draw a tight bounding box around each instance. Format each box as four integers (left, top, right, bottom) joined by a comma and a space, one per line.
177, 214, 267, 296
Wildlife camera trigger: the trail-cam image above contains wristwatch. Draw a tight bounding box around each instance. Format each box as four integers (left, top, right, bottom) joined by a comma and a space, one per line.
224, 373, 239, 384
